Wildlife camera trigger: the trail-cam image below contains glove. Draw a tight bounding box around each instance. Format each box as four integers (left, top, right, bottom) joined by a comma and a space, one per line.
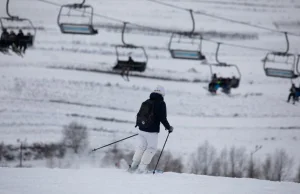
167, 126, 173, 133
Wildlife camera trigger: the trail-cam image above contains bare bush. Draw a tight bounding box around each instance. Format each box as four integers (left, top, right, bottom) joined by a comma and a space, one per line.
210, 157, 221, 176
262, 149, 294, 181
272, 149, 294, 181
148, 150, 183, 173
228, 146, 247, 178
247, 158, 261, 179
219, 147, 229, 176
62, 122, 89, 154
190, 141, 216, 175
262, 154, 272, 180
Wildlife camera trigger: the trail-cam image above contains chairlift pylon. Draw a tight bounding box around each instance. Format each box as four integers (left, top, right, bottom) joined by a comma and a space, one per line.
113, 22, 148, 73
208, 43, 242, 92
57, 0, 98, 35
168, 9, 206, 60
0, 0, 36, 48
263, 32, 299, 79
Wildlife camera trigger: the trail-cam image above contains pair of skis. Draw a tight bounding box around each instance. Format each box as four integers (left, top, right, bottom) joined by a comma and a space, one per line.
126, 168, 164, 174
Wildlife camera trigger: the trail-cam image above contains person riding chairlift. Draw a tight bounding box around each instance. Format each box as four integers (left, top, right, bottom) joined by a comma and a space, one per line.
296, 84, 300, 102
208, 73, 219, 94
221, 78, 232, 94
0, 28, 9, 49
17, 30, 26, 53
287, 83, 297, 104
121, 54, 135, 80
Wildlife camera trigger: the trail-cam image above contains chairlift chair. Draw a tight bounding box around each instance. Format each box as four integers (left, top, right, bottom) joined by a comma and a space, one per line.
168, 9, 206, 60
263, 52, 298, 79
0, 0, 36, 48
0, 17, 36, 47
209, 62, 242, 88
113, 45, 148, 72
57, 0, 98, 35
207, 43, 242, 94
168, 33, 206, 60
262, 32, 299, 79
113, 22, 148, 73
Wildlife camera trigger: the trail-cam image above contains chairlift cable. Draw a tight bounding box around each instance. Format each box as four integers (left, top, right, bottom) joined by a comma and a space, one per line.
146, 0, 300, 37
202, 37, 274, 52
6, 0, 18, 19
38, 0, 157, 31
37, 0, 287, 54
39, 0, 122, 23
80, 0, 86, 6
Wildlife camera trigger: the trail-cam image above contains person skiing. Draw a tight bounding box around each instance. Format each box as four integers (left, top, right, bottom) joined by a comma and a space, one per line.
128, 85, 173, 173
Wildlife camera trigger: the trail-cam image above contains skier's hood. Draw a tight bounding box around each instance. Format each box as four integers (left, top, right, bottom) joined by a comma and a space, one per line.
150, 92, 164, 101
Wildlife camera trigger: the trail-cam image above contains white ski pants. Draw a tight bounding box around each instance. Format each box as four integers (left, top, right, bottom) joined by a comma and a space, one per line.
132, 130, 158, 170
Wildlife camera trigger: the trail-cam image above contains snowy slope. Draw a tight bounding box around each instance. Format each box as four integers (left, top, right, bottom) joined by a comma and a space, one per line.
0, 167, 300, 194
0, 0, 300, 175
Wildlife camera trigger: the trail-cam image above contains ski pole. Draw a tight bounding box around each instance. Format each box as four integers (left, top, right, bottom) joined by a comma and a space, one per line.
153, 131, 170, 174
90, 134, 138, 153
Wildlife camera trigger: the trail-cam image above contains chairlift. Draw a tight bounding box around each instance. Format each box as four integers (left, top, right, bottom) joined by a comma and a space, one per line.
168, 10, 206, 60
208, 43, 241, 94
57, 0, 98, 35
113, 22, 148, 73
0, 0, 36, 49
263, 32, 299, 79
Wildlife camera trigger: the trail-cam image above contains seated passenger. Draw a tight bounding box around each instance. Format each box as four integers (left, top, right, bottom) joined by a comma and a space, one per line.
230, 76, 239, 88
9, 31, 17, 47
221, 78, 231, 94
17, 30, 28, 53
128, 55, 134, 63
208, 74, 219, 94
121, 55, 134, 81
287, 84, 297, 104
8, 31, 22, 55
16, 30, 24, 48
296, 85, 300, 102
0, 28, 9, 48
25, 32, 33, 47
1, 28, 9, 40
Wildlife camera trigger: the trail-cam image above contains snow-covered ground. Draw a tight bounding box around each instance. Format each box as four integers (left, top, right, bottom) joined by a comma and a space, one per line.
0, 167, 300, 194
1, 0, 300, 190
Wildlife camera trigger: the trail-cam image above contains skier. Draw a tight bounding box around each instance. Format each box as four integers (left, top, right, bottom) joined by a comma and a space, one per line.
128, 85, 173, 173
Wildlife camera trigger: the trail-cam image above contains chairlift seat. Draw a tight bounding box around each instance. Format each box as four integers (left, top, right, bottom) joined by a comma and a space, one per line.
59, 23, 98, 35
113, 60, 146, 72
170, 49, 206, 60
265, 68, 298, 79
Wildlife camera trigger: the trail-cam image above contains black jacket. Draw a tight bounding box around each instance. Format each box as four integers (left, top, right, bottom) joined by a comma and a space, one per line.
139, 92, 171, 133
